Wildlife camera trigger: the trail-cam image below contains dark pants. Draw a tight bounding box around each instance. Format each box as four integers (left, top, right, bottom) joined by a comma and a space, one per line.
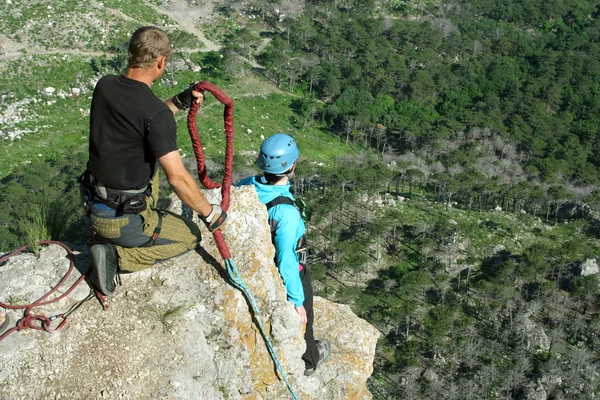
300, 267, 319, 369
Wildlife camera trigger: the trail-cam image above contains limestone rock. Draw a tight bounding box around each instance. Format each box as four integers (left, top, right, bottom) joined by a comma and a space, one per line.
523, 381, 548, 400
579, 259, 599, 276
492, 244, 506, 254
0, 186, 379, 399
523, 316, 550, 353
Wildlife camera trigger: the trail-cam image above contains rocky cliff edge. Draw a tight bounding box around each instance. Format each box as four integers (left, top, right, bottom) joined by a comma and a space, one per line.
0, 186, 380, 399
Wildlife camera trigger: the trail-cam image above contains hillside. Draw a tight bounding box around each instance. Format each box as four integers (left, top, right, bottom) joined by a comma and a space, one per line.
2, 1, 600, 399
0, 0, 351, 251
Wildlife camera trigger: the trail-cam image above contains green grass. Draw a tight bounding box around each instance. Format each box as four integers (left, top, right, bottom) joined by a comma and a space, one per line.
394, 196, 599, 267
1, 2, 140, 50
0, 0, 193, 52
174, 91, 351, 169
19, 197, 78, 254
1, 55, 354, 181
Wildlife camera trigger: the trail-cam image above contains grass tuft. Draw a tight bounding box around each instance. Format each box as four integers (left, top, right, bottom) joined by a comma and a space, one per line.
20, 197, 78, 254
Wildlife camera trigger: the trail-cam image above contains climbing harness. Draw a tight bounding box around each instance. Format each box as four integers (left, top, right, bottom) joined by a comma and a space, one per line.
0, 240, 107, 342
265, 195, 309, 264
187, 82, 299, 400
79, 170, 151, 215
265, 195, 311, 223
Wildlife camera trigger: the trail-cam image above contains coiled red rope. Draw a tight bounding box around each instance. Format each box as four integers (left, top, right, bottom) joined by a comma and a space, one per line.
187, 82, 234, 260
0, 240, 102, 342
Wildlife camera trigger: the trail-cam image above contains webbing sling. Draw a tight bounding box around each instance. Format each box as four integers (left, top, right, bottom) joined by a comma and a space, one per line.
141, 210, 163, 247
187, 82, 299, 400
265, 195, 297, 210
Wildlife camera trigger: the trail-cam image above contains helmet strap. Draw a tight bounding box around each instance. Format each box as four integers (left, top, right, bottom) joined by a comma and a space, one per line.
263, 163, 295, 185
284, 163, 296, 179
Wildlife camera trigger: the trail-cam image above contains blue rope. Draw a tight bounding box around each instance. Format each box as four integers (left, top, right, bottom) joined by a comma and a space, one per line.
225, 259, 299, 400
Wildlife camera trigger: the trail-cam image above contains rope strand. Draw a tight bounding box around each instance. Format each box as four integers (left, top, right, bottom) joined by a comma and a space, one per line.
0, 240, 99, 342
187, 82, 299, 400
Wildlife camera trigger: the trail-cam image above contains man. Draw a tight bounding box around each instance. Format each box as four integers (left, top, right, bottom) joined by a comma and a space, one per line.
81, 26, 226, 296
237, 133, 330, 376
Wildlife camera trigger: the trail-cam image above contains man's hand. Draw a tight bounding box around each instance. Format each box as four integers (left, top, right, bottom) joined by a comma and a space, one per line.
172, 82, 204, 110
200, 204, 227, 232
296, 305, 307, 325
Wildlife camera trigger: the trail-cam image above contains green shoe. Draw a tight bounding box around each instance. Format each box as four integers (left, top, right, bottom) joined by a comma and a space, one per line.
90, 244, 118, 295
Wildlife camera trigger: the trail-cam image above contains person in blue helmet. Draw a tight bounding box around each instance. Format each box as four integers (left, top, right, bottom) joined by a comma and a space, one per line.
238, 133, 331, 376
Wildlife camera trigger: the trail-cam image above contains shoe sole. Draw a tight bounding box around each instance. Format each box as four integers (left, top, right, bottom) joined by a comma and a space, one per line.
90, 245, 115, 296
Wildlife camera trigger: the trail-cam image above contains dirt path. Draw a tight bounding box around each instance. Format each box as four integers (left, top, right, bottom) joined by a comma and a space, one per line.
144, 0, 222, 52
0, 49, 108, 61
0, 1, 222, 61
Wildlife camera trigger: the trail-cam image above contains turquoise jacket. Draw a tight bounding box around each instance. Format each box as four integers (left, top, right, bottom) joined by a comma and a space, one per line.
237, 176, 306, 307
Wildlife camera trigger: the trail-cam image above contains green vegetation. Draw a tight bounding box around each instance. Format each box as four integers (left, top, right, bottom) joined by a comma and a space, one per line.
1, 0, 600, 398
19, 197, 79, 254
252, 0, 600, 204
299, 157, 600, 398
220, 1, 600, 396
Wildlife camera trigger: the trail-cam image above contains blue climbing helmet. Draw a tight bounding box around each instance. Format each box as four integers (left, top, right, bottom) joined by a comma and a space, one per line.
257, 133, 299, 174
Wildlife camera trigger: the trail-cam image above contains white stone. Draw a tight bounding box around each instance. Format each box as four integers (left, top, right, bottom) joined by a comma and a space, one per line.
493, 244, 506, 254
580, 259, 599, 276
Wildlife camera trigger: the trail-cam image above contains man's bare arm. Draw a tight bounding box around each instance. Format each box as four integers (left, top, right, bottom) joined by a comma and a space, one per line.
158, 150, 212, 217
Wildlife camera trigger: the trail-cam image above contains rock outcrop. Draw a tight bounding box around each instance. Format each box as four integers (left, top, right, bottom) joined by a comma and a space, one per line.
579, 258, 599, 277
0, 186, 380, 399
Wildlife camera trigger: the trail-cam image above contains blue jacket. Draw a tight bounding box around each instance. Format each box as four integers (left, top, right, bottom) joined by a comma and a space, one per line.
237, 176, 306, 307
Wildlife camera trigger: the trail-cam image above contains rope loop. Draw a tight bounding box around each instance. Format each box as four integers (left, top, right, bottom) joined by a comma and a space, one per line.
187, 81, 234, 212
0, 240, 98, 342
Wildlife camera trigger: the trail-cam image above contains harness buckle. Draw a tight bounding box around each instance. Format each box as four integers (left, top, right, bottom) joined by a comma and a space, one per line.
297, 249, 307, 264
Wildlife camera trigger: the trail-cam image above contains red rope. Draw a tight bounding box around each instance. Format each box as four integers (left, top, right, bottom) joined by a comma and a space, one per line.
187, 85, 299, 399
0, 240, 105, 341
187, 82, 234, 260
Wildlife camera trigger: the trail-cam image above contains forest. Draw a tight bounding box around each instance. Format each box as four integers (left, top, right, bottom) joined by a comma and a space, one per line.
1, 0, 600, 398
229, 1, 600, 397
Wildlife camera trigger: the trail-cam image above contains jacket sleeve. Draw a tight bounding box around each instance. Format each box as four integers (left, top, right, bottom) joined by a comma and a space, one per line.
272, 207, 305, 307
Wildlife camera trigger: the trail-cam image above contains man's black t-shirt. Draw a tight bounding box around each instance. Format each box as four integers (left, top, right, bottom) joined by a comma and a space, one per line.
88, 75, 178, 190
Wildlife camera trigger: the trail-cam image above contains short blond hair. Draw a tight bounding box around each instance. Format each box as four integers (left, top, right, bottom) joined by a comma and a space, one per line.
127, 26, 172, 69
